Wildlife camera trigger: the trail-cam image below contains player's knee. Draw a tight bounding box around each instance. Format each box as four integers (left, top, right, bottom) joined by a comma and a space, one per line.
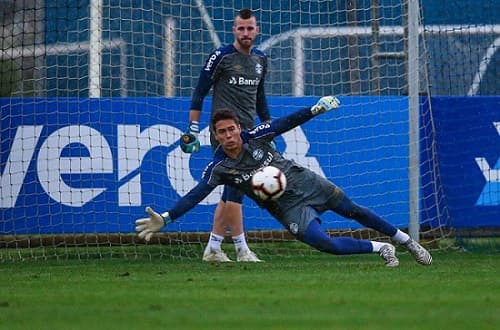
301, 218, 351, 255
301, 235, 346, 255
344, 203, 370, 221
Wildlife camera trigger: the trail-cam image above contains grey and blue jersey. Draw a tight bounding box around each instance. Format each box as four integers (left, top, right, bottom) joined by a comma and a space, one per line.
190, 44, 270, 130
168, 107, 345, 237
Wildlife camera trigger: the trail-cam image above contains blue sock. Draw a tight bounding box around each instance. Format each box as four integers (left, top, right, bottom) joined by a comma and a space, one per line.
301, 220, 373, 255
333, 196, 398, 237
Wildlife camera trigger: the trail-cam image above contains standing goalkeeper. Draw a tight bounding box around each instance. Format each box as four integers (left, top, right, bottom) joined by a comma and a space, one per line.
137, 96, 433, 267
181, 9, 270, 262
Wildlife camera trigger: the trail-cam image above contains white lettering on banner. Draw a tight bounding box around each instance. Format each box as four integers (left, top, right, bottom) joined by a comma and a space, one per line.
37, 125, 113, 207
1, 124, 323, 208
0, 126, 43, 208
282, 127, 326, 178
118, 124, 183, 206
474, 121, 500, 206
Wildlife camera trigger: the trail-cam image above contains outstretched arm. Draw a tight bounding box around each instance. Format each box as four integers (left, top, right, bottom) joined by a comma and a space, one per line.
168, 181, 215, 220
135, 181, 215, 241
248, 96, 341, 139
278, 96, 340, 134
274, 96, 340, 135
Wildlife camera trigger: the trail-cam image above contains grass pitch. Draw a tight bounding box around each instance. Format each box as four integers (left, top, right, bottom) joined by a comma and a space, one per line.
0, 248, 499, 330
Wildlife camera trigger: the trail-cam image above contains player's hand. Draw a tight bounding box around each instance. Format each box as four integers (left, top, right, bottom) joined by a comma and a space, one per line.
135, 207, 172, 242
180, 121, 200, 153
311, 96, 341, 115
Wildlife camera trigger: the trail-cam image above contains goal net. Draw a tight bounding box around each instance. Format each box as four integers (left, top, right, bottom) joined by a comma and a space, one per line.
1, 0, 497, 260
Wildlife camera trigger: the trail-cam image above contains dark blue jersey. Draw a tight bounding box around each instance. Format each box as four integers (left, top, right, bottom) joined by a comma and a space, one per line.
168, 107, 317, 220
190, 44, 270, 129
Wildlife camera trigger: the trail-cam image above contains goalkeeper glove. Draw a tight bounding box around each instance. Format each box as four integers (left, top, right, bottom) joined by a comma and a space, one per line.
135, 207, 172, 242
180, 121, 200, 153
310, 96, 341, 115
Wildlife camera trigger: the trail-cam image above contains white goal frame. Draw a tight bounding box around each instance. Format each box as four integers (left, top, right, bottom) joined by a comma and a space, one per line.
1, 2, 499, 248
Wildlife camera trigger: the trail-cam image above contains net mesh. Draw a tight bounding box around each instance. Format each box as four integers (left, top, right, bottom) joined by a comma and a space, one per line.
1, 1, 498, 260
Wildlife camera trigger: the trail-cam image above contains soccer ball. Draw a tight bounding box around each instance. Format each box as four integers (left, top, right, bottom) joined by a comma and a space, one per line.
251, 166, 287, 201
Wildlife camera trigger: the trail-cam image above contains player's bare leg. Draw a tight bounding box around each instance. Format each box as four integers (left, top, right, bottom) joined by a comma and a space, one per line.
212, 200, 229, 236
224, 201, 243, 235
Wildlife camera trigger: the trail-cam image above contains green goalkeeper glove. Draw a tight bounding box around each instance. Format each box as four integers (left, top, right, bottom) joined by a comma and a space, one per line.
311, 96, 341, 115
180, 121, 201, 153
135, 207, 172, 242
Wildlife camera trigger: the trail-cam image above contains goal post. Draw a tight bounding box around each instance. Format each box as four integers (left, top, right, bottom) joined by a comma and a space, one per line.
89, 0, 103, 98
1, 1, 498, 260
407, 0, 420, 241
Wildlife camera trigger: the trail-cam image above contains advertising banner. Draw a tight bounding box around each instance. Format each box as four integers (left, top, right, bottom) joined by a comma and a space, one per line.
431, 97, 500, 228
1, 97, 411, 234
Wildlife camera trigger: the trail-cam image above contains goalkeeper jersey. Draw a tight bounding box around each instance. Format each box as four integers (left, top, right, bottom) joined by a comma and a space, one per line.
167, 107, 343, 225
190, 44, 270, 130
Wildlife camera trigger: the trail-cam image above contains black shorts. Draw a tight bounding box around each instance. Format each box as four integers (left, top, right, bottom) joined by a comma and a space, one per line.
221, 185, 245, 204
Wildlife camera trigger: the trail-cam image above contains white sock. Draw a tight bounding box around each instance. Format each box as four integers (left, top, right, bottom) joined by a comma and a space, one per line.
391, 229, 411, 244
370, 241, 387, 253
207, 232, 224, 251
232, 233, 249, 252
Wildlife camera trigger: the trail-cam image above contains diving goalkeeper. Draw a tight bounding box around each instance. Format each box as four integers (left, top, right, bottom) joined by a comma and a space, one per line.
136, 96, 432, 267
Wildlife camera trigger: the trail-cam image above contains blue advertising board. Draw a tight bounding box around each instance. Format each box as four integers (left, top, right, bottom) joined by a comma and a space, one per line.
431, 97, 500, 228
1, 96, 413, 234
4, 96, 499, 234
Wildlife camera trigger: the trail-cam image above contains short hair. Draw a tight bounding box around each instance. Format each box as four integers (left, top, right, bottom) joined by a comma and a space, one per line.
236, 8, 254, 20
211, 109, 240, 132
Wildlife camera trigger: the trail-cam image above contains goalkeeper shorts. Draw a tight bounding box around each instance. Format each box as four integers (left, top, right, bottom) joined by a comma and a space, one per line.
221, 185, 245, 204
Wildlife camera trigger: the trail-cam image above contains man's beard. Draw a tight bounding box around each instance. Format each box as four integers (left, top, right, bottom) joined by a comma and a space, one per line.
237, 37, 253, 49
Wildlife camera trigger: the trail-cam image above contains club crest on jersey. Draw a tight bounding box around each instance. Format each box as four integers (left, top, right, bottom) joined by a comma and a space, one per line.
252, 149, 264, 160
255, 63, 263, 75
